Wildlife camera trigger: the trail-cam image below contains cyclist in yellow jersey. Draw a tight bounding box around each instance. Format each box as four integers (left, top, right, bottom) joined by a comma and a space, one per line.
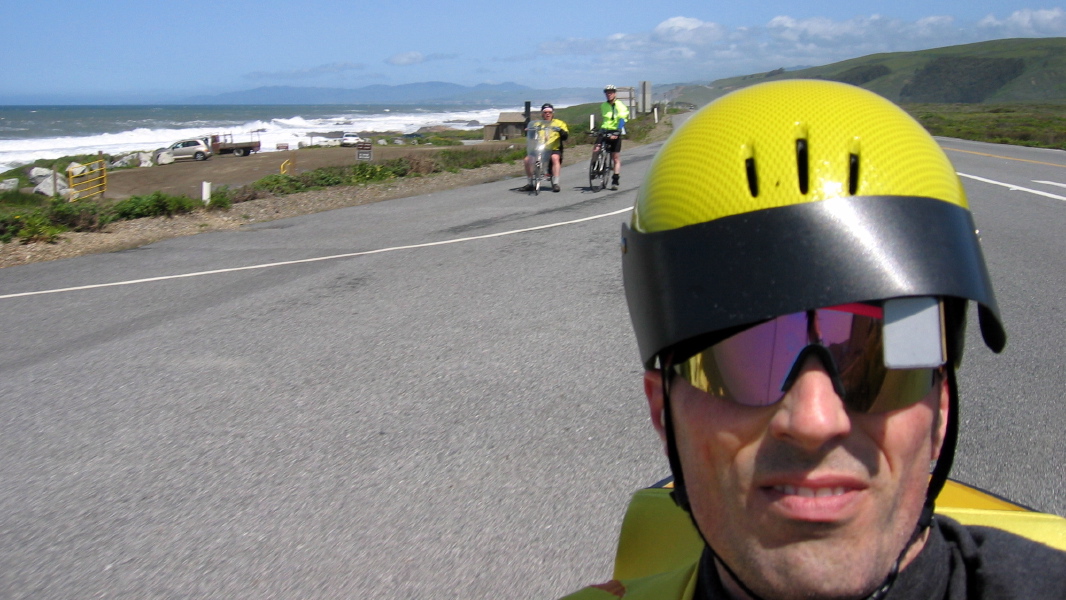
522, 103, 569, 193
597, 85, 629, 190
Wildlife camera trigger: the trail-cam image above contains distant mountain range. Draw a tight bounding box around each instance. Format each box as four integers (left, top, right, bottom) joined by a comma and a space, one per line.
661, 37, 1066, 106
183, 81, 603, 105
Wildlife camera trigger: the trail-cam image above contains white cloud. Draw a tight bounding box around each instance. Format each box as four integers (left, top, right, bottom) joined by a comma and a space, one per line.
652, 16, 727, 45
387, 51, 425, 66
979, 8, 1066, 36
518, 10, 1066, 84
386, 51, 458, 66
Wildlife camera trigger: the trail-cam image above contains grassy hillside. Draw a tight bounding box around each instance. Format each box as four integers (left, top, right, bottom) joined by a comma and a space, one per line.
665, 37, 1066, 106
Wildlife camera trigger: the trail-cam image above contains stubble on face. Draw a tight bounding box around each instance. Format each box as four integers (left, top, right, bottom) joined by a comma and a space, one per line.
667, 377, 945, 600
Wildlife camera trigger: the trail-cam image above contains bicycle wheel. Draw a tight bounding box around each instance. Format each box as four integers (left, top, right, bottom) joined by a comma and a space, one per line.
589, 151, 600, 191
600, 153, 611, 191
590, 150, 606, 191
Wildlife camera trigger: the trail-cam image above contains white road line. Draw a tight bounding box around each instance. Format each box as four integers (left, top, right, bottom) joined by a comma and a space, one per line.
1, 207, 634, 301
1034, 180, 1066, 190
958, 172, 1066, 202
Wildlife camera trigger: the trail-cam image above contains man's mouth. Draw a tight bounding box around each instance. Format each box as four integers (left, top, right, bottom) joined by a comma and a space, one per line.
773, 485, 849, 498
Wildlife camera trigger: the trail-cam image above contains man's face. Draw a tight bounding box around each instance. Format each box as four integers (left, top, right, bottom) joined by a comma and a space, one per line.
541, 109, 554, 119
645, 356, 948, 599
604, 90, 616, 102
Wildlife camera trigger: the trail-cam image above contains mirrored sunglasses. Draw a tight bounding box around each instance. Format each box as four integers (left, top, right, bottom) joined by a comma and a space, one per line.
670, 303, 944, 413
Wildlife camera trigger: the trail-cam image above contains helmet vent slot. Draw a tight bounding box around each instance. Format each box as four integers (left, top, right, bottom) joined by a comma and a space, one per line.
745, 157, 759, 197
848, 153, 860, 195
796, 139, 809, 194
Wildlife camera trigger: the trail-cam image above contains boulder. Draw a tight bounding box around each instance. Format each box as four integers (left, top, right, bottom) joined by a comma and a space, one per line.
0, 178, 18, 192
28, 167, 54, 185
110, 154, 139, 168
67, 161, 87, 176
34, 173, 69, 196
154, 152, 175, 166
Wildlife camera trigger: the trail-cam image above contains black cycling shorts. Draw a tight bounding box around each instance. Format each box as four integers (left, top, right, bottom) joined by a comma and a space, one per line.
602, 132, 622, 154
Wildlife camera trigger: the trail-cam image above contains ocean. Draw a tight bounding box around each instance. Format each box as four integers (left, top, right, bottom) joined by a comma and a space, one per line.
0, 104, 521, 172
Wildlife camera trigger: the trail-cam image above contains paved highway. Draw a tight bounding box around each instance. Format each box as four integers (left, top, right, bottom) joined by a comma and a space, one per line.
1, 133, 1063, 599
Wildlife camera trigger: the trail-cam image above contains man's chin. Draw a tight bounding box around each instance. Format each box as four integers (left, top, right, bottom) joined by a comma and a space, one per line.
719, 545, 890, 600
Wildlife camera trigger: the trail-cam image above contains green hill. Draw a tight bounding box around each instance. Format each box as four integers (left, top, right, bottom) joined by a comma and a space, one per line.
664, 37, 1066, 106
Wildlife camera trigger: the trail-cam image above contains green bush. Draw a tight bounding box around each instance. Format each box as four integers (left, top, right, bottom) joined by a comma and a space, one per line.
15, 212, 65, 244
48, 198, 113, 231
113, 192, 199, 220
208, 187, 233, 211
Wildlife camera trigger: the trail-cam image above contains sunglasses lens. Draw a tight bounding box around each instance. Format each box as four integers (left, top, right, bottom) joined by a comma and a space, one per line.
673, 307, 939, 413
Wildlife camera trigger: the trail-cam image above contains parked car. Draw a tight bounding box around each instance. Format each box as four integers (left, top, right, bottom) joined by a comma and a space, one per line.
155, 138, 212, 162
340, 133, 363, 147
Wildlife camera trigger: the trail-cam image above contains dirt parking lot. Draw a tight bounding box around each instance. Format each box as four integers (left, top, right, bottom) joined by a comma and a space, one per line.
105, 141, 521, 200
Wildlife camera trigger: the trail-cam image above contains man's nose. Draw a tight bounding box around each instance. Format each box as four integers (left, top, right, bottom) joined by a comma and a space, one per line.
768, 354, 852, 451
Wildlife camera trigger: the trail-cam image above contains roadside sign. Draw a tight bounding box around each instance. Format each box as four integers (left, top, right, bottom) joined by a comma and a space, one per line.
356, 142, 373, 161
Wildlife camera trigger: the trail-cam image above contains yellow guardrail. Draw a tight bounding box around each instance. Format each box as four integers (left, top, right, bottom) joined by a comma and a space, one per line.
280, 159, 293, 174
67, 159, 107, 201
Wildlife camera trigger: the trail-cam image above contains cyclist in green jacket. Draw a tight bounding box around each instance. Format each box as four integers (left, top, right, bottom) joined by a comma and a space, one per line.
597, 85, 629, 190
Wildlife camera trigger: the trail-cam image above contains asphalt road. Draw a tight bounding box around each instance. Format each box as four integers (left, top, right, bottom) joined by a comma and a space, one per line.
1, 133, 1063, 599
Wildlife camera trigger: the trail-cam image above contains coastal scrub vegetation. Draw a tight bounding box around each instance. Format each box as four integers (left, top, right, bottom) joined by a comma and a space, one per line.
902, 103, 1066, 148
0, 142, 530, 244
899, 57, 1026, 104
0, 190, 220, 244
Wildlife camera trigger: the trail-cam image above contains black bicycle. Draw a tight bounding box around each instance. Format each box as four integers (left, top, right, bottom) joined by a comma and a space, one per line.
588, 129, 618, 192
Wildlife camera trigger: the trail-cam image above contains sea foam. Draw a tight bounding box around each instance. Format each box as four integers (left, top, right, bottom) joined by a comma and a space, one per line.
0, 106, 518, 172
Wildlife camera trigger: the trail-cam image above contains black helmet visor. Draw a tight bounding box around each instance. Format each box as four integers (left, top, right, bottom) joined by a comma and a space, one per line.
622, 195, 1005, 368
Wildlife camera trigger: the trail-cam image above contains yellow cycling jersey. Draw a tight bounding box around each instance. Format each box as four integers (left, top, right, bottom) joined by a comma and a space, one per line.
528, 118, 569, 151
600, 100, 629, 131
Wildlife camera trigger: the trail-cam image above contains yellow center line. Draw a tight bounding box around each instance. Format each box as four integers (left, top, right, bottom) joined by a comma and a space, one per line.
942, 146, 1066, 169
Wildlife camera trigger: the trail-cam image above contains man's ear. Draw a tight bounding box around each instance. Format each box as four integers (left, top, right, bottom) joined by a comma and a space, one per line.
931, 373, 951, 461
644, 370, 668, 450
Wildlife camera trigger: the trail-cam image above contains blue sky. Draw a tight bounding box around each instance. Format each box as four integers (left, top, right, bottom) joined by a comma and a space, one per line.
5, 1, 1066, 102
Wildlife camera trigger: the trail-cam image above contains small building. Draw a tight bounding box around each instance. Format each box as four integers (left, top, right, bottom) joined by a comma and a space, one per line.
483, 112, 527, 141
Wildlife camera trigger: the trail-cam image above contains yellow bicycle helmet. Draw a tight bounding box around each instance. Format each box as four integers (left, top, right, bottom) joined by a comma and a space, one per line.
622, 79, 1005, 369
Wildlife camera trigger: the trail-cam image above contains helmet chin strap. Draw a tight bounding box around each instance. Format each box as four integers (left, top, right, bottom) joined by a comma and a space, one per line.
660, 365, 958, 600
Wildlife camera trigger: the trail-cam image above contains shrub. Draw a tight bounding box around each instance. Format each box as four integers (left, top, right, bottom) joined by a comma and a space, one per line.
16, 212, 65, 244
208, 187, 233, 211
228, 185, 263, 204
48, 198, 113, 231
113, 192, 198, 220
401, 154, 437, 175
253, 173, 304, 195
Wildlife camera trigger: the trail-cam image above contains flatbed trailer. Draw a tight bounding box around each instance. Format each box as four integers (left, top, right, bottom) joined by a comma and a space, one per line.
209, 133, 260, 157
